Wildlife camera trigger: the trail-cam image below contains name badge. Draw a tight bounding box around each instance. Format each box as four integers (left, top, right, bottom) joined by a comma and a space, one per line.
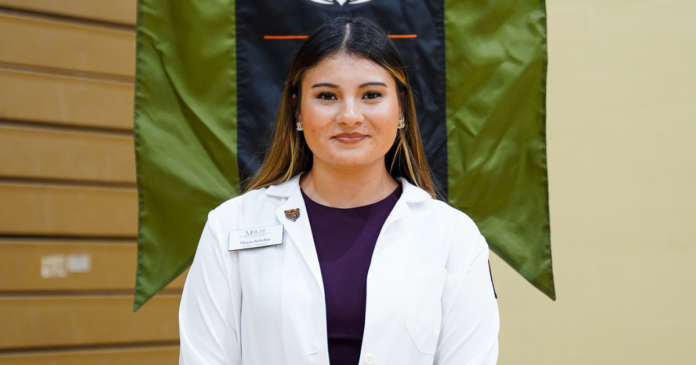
228, 224, 284, 251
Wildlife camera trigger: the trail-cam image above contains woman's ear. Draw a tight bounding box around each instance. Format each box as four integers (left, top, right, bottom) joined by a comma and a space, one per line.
291, 93, 301, 117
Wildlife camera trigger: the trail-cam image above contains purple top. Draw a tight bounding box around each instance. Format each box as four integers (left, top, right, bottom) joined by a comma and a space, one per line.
301, 185, 403, 365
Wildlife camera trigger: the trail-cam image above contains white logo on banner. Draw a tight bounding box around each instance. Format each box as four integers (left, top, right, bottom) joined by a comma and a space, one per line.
310, 0, 372, 6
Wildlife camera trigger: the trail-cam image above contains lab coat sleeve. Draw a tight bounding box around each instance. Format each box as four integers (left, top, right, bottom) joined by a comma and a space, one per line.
434, 217, 500, 365
179, 208, 242, 365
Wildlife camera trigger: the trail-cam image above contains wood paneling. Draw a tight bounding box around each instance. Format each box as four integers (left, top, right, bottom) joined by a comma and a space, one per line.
0, 0, 182, 360
0, 0, 137, 26
0, 294, 180, 349
0, 346, 179, 365
0, 124, 136, 183
0, 183, 137, 236
0, 13, 135, 77
0, 240, 187, 291
0, 69, 134, 129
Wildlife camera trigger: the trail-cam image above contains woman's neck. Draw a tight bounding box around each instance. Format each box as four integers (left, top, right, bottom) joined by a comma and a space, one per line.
300, 159, 399, 208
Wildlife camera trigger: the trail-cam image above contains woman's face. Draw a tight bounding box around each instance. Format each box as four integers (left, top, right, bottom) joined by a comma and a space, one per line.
298, 52, 401, 171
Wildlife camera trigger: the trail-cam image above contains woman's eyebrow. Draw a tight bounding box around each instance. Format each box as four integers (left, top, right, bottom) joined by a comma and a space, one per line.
310, 81, 388, 89
359, 81, 387, 88
311, 83, 339, 89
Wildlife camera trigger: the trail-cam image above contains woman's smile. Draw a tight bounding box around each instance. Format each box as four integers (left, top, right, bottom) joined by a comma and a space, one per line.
333, 132, 368, 144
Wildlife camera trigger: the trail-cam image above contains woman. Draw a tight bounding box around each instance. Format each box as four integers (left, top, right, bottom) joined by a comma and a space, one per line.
179, 16, 499, 365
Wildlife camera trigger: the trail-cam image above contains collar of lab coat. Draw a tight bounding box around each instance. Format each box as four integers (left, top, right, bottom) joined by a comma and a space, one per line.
265, 172, 433, 295
265, 172, 432, 203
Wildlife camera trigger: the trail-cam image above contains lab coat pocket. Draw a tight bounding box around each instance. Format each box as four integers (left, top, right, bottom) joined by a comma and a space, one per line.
406, 264, 447, 355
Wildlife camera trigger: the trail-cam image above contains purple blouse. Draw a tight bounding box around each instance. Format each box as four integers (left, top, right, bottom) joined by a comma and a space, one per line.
301, 185, 403, 365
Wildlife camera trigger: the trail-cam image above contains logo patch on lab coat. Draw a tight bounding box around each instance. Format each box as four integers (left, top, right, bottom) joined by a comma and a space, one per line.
284, 208, 300, 222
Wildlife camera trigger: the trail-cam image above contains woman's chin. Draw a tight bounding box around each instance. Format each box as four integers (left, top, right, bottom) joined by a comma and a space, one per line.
321, 155, 380, 170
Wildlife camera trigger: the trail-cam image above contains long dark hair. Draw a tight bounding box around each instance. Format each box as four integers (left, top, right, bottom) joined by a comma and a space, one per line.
243, 16, 435, 197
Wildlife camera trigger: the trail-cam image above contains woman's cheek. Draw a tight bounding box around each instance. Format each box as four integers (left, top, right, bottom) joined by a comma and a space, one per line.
303, 124, 332, 160
367, 118, 398, 148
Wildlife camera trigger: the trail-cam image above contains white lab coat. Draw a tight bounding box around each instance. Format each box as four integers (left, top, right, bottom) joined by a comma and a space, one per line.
179, 173, 499, 365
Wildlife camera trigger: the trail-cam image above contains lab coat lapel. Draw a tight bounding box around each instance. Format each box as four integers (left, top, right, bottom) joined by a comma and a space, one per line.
272, 179, 324, 296
268, 176, 329, 364
372, 178, 432, 256
387, 178, 432, 225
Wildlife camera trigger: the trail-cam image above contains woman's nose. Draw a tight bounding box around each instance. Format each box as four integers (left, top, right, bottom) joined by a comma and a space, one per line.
336, 98, 364, 126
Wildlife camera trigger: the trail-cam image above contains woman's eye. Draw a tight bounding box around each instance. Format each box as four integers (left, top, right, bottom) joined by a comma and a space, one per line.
363, 91, 382, 100
316, 92, 337, 101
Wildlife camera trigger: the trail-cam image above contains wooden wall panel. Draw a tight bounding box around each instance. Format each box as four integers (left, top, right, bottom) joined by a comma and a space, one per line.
0, 295, 180, 349
0, 124, 136, 183
0, 183, 137, 236
0, 346, 179, 365
0, 13, 135, 77
0, 69, 134, 129
0, 0, 137, 26
0, 240, 186, 291
0, 240, 134, 291
0, 0, 184, 360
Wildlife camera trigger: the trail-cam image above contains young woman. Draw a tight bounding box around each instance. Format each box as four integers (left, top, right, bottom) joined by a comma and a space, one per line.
179, 16, 499, 365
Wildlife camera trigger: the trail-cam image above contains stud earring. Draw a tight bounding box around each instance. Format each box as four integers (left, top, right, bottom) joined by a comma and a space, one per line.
397, 117, 405, 129
296, 114, 303, 131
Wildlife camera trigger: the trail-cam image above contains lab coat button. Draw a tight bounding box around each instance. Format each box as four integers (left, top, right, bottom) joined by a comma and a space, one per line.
364, 353, 376, 364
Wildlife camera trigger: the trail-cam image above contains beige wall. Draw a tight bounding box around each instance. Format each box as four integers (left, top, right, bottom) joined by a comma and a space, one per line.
491, 0, 696, 363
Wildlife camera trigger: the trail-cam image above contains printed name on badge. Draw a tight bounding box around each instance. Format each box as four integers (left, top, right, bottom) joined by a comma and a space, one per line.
228, 224, 284, 251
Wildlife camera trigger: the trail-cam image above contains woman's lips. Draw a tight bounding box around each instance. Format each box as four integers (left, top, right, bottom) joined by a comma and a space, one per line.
333, 133, 367, 143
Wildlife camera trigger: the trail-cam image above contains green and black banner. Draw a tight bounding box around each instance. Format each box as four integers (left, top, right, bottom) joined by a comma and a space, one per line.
133, 0, 554, 310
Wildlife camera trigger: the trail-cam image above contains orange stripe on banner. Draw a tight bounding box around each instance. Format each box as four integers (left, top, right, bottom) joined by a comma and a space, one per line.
263, 35, 417, 40
264, 35, 309, 40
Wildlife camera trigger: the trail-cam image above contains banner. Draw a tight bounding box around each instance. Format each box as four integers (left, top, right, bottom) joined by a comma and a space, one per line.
133, 0, 554, 310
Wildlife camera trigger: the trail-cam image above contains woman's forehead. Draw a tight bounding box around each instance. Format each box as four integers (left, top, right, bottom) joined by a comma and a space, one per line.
303, 53, 393, 87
